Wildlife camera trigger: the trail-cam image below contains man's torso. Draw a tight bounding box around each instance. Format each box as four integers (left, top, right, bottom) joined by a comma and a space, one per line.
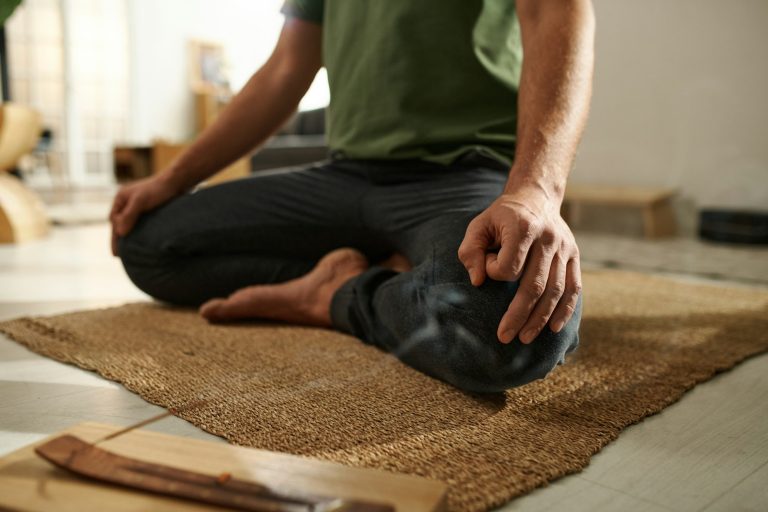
283, 0, 523, 165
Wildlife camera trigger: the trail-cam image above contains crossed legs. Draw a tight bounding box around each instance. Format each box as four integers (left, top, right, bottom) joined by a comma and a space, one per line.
119, 163, 580, 393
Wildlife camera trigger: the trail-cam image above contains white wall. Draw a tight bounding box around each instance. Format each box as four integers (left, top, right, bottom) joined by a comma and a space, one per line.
126, 0, 328, 144
127, 0, 197, 144
574, 0, 768, 218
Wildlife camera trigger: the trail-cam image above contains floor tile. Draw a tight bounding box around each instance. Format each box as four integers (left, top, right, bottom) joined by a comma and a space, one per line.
577, 354, 768, 511
701, 461, 768, 512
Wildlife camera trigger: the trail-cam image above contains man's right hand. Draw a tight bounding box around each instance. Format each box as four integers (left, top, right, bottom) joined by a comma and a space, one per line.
109, 175, 180, 256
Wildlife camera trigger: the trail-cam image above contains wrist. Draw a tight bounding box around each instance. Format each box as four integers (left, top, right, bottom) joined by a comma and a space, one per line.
504, 165, 567, 205
156, 167, 189, 196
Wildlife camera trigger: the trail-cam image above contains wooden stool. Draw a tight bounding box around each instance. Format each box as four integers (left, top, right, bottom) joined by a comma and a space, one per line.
562, 184, 677, 238
0, 103, 50, 244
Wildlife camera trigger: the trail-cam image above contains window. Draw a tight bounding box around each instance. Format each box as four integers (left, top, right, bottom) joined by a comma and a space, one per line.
6, 0, 129, 187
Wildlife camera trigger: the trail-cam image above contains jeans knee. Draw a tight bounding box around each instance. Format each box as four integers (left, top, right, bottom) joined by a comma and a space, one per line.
117, 227, 188, 305
446, 330, 579, 393
404, 291, 582, 394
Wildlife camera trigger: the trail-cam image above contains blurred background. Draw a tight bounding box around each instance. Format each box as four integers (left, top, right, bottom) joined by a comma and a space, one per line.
0, 0, 327, 189
1, 3, 767, 507
0, 0, 766, 284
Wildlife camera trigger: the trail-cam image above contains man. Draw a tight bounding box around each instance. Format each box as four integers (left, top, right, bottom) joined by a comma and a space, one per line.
110, 0, 595, 393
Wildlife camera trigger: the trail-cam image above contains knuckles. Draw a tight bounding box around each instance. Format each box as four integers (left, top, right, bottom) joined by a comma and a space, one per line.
456, 245, 474, 264
516, 216, 534, 233
539, 227, 558, 246
526, 280, 547, 298
548, 282, 566, 297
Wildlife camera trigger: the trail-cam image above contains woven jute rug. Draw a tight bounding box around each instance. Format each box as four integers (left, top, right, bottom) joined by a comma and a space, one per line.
2, 269, 768, 511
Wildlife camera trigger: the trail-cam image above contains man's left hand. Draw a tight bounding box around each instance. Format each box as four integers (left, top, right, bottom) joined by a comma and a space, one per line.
457, 184, 581, 344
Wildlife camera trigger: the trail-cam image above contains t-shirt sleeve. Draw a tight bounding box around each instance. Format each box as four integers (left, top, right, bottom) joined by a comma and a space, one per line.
281, 0, 324, 24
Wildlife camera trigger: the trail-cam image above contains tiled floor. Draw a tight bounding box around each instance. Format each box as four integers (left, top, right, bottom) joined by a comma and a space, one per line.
1, 223, 766, 512
576, 231, 768, 285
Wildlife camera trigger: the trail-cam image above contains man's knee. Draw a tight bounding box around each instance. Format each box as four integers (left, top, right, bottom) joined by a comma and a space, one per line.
401, 284, 581, 394
450, 318, 578, 393
448, 317, 580, 393
117, 214, 188, 305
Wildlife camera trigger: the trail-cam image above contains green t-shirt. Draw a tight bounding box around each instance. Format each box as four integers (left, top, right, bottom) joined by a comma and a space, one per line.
282, 0, 522, 166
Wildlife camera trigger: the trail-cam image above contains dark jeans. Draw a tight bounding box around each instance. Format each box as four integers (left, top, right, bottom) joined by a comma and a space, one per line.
119, 155, 581, 393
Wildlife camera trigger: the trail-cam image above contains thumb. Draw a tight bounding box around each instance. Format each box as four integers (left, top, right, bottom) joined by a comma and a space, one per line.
109, 191, 128, 224
458, 217, 490, 286
115, 196, 143, 236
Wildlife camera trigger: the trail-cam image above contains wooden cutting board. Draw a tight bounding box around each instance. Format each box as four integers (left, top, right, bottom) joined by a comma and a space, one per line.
0, 422, 448, 512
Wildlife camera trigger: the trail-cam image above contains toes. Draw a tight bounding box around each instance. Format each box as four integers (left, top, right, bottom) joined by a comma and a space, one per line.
198, 249, 368, 326
202, 295, 253, 323
199, 298, 226, 322
200, 288, 266, 323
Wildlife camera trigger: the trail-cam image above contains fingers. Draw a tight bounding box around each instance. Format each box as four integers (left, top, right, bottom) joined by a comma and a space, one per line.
518, 254, 566, 343
110, 196, 143, 258
114, 195, 143, 237
111, 229, 119, 257
109, 185, 146, 238
549, 257, 582, 333
485, 226, 535, 282
457, 216, 491, 286
109, 190, 129, 256
109, 190, 127, 224
497, 241, 555, 343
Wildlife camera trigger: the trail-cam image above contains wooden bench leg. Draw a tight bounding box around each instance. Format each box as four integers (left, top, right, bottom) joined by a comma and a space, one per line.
643, 200, 677, 238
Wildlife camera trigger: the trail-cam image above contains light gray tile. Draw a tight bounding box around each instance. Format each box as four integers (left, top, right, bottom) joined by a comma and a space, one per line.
497, 478, 673, 512
701, 462, 768, 512
0, 380, 154, 417
495, 476, 593, 512
576, 231, 768, 285
577, 354, 768, 511
0, 413, 222, 457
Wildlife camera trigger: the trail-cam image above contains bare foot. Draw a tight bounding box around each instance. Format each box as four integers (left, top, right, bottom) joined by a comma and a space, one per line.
199, 248, 368, 326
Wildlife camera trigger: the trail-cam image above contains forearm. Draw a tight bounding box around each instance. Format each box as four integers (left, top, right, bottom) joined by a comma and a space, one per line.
161, 20, 322, 192
162, 66, 308, 191
506, 0, 595, 203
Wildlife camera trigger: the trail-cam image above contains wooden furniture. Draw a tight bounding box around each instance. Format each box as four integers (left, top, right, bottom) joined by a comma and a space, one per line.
190, 90, 253, 185
151, 140, 250, 187
113, 91, 248, 186
194, 91, 229, 135
0, 102, 49, 243
115, 136, 327, 185
114, 83, 327, 185
114, 145, 153, 182
113, 142, 250, 186
188, 41, 229, 98
0, 422, 448, 512
562, 184, 678, 238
